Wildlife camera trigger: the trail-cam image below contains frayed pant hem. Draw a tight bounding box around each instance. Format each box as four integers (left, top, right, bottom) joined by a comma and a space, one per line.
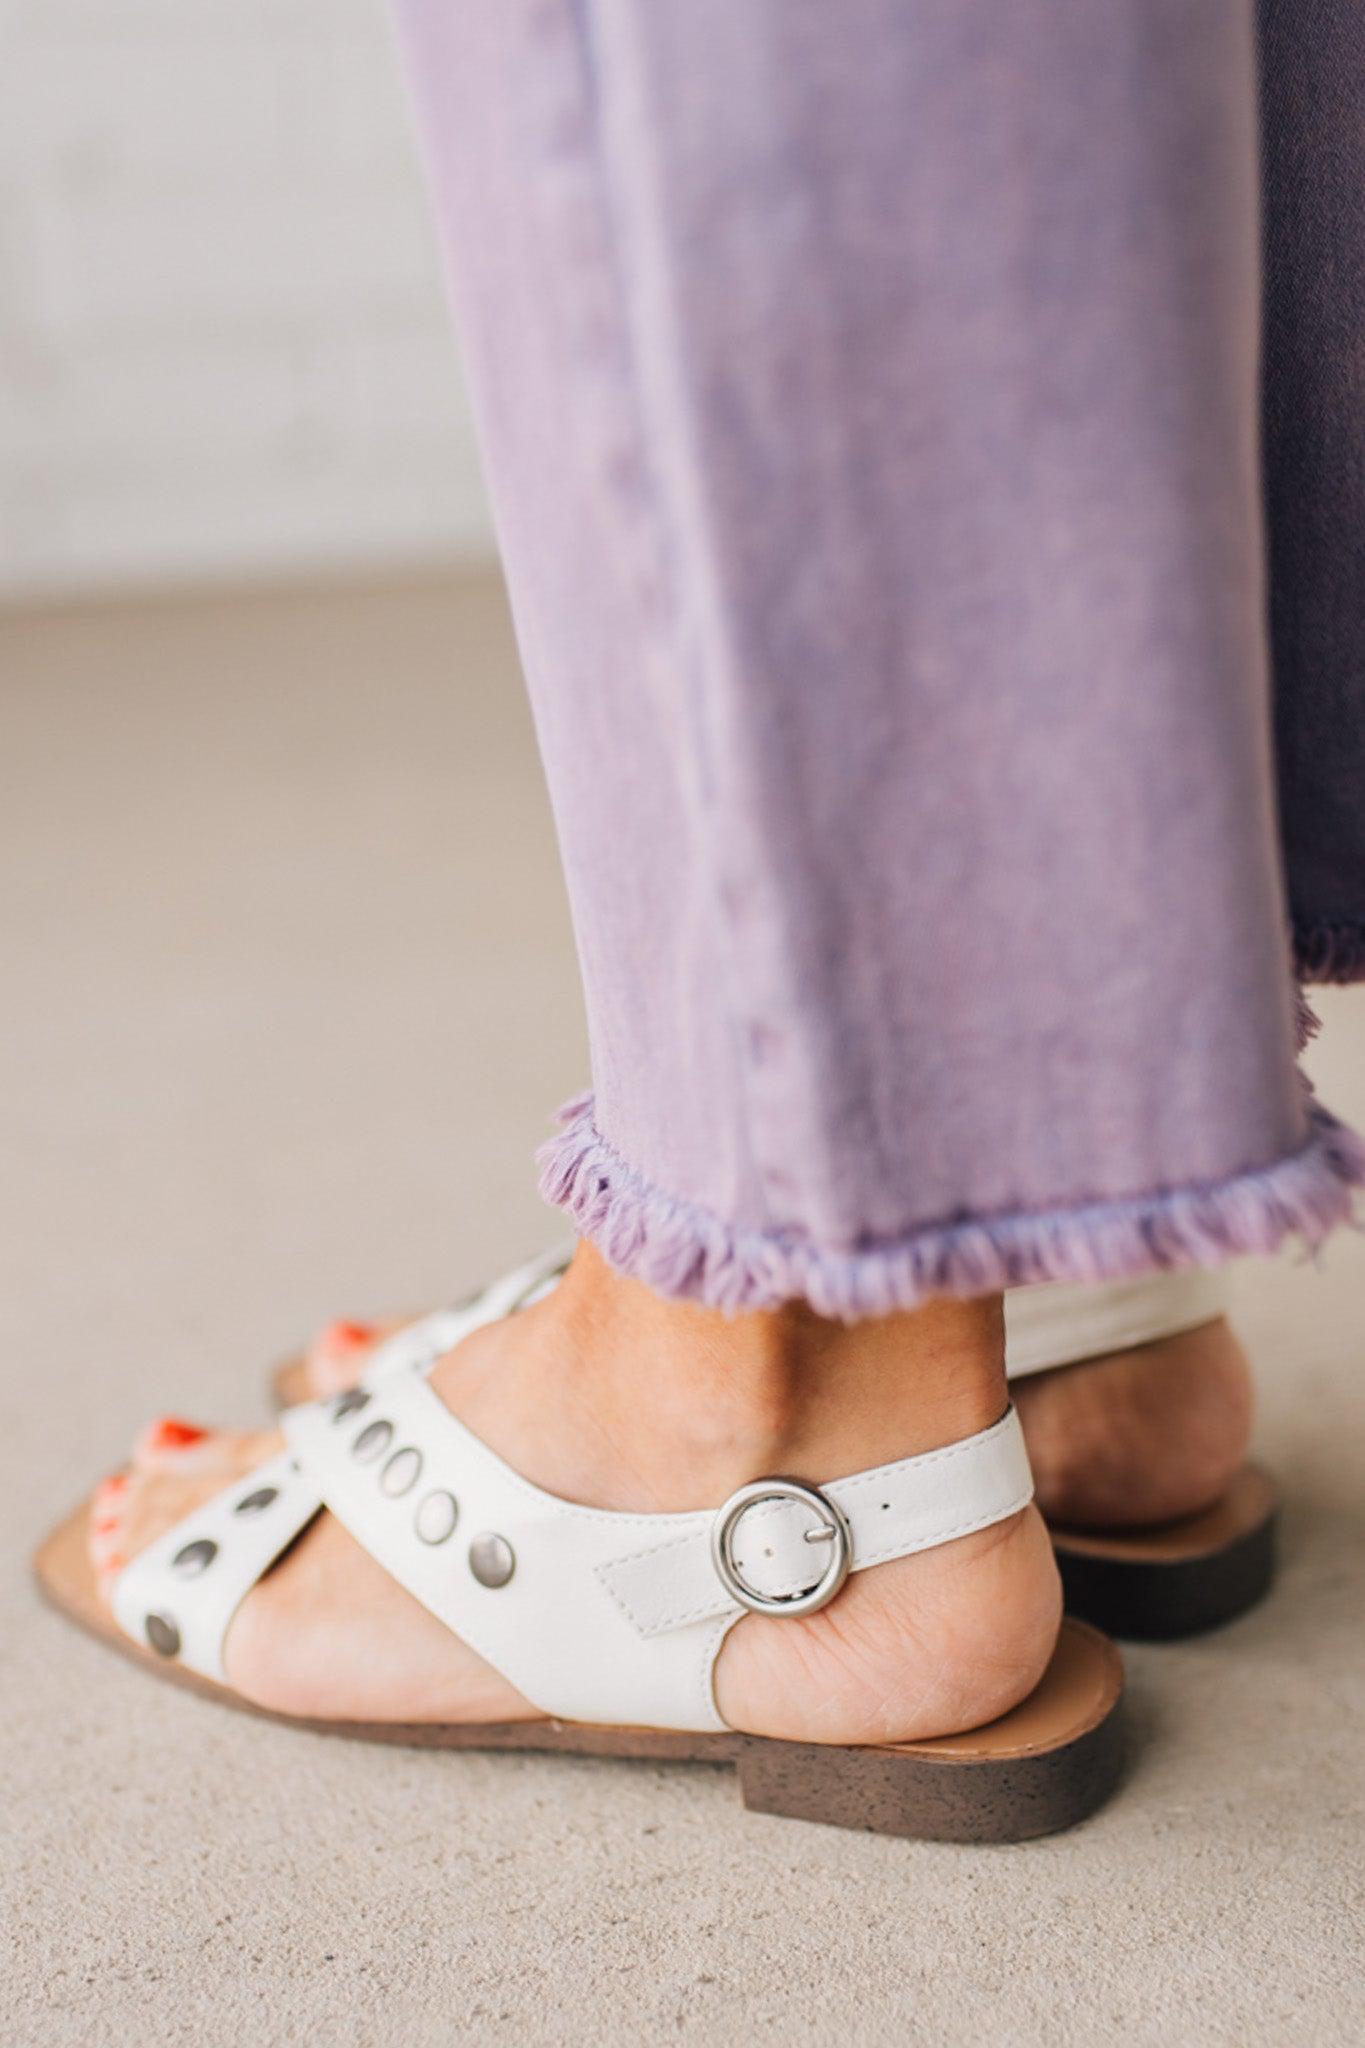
537, 1092, 1365, 1318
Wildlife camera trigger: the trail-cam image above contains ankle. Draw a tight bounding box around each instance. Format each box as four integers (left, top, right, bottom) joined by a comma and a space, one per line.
510, 1245, 1008, 1507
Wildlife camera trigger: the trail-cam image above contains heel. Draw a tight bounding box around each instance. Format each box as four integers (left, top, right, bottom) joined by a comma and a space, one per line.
735, 1620, 1127, 1842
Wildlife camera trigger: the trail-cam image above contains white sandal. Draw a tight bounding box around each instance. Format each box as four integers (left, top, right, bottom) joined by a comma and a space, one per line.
35, 1312, 1122, 1843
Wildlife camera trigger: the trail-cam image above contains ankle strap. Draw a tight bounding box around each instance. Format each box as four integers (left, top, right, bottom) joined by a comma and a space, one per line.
597, 1408, 1031, 1636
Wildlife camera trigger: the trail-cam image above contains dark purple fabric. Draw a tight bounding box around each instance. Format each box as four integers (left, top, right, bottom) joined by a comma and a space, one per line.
1259, 0, 1365, 980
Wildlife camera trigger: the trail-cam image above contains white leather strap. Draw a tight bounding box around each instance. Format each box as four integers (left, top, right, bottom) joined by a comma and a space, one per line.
104, 1247, 569, 1692
596, 1409, 1032, 1637
284, 1375, 737, 1731
281, 1377, 1032, 1732
1005, 1268, 1229, 1379
110, 1451, 323, 1682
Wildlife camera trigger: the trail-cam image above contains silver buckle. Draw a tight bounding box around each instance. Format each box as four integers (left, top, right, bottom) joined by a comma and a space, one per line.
710, 1477, 852, 1617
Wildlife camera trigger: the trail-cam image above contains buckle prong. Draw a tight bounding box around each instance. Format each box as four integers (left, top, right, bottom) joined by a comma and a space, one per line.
711, 1477, 852, 1617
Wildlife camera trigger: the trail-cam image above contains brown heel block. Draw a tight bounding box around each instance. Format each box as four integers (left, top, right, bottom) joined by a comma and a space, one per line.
735, 1690, 1126, 1844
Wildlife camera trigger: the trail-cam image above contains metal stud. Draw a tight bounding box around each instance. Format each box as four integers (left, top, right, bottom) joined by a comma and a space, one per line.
414, 1490, 458, 1545
235, 1485, 279, 1515
332, 1388, 370, 1423
380, 1447, 422, 1498
171, 1538, 218, 1577
468, 1532, 515, 1588
352, 1419, 393, 1464
145, 1613, 180, 1657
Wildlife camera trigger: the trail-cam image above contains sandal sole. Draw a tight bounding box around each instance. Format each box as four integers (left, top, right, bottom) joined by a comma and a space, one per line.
33, 1500, 1124, 1844
1050, 1463, 1278, 1641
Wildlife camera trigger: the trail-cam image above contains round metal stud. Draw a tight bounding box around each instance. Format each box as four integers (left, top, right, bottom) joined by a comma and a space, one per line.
332, 1388, 371, 1423
468, 1532, 515, 1588
235, 1485, 279, 1515
352, 1419, 393, 1464
414, 1490, 459, 1545
171, 1538, 218, 1577
710, 1477, 851, 1618
380, 1447, 422, 1498
145, 1612, 181, 1657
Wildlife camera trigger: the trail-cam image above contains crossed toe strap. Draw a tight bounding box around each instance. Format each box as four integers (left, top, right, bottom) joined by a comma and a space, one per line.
109, 1248, 573, 1690
110, 1451, 324, 1680
107, 1369, 1034, 1733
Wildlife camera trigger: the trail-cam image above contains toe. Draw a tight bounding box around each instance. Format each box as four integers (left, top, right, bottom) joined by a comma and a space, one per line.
90, 1423, 288, 1606
131, 1415, 222, 1472
303, 1315, 406, 1399
88, 1472, 130, 1584
131, 1415, 281, 1474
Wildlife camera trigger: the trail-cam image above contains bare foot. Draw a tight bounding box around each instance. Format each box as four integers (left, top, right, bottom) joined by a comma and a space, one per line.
298, 1317, 411, 1399
93, 1248, 1059, 1745
1011, 1317, 1254, 1528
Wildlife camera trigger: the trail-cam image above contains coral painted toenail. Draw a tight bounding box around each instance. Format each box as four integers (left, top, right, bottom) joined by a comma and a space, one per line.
320, 1320, 374, 1352
89, 1511, 126, 1572
151, 1417, 208, 1449
133, 1416, 212, 1464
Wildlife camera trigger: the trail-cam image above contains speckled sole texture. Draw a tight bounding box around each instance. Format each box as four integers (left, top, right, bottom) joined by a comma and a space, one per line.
33, 1501, 1125, 1845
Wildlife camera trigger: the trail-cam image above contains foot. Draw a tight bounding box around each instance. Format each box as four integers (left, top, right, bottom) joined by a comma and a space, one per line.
93, 1248, 1059, 1746
298, 1317, 412, 1399
1011, 1317, 1254, 1528
291, 1283, 1256, 1533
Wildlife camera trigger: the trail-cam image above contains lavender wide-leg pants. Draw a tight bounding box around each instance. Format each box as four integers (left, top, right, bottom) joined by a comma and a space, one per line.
392, 0, 1365, 1315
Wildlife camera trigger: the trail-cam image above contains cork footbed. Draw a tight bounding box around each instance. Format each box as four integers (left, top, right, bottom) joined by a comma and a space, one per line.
32, 1498, 1125, 1842
1049, 1463, 1279, 1641
1049, 1464, 1277, 1563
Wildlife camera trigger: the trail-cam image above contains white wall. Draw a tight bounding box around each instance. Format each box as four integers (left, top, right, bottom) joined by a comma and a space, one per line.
0, 0, 496, 600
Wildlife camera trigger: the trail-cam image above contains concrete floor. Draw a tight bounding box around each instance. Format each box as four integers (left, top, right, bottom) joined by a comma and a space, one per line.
2, 570, 1363, 2047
